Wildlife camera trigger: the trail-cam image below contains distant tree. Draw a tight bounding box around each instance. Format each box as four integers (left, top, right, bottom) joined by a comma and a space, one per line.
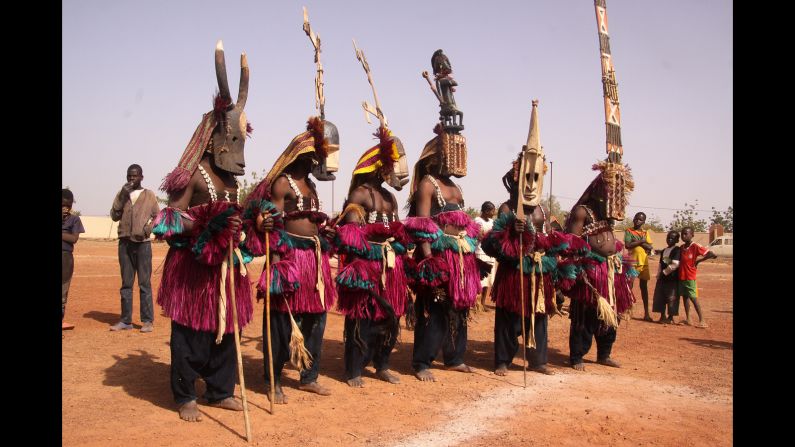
668, 201, 708, 232
645, 216, 665, 232
238, 169, 267, 205
710, 206, 733, 232
561, 210, 570, 223
546, 195, 566, 223
464, 206, 480, 219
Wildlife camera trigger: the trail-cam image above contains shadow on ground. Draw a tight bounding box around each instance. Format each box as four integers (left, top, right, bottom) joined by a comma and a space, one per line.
84, 310, 122, 325
679, 337, 732, 350
103, 349, 173, 410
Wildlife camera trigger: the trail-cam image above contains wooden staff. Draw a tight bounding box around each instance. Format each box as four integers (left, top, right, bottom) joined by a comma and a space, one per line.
519, 235, 527, 388
515, 101, 541, 389
265, 232, 276, 413
353, 39, 388, 127
228, 238, 252, 442
303, 6, 325, 119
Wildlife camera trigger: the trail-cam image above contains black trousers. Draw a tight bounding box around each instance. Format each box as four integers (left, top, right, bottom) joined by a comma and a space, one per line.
118, 238, 154, 324
494, 307, 548, 368
344, 316, 398, 379
263, 310, 326, 385
170, 321, 237, 405
411, 293, 468, 372
568, 301, 616, 365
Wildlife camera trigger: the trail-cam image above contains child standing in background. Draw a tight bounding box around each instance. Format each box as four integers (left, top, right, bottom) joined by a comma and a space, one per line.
62, 188, 85, 330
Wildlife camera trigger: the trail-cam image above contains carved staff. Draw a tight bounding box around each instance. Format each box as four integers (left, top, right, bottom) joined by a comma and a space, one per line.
228, 239, 252, 442
265, 232, 275, 414
515, 100, 542, 388
303, 6, 325, 119
594, 0, 623, 164
352, 39, 388, 127
518, 232, 527, 389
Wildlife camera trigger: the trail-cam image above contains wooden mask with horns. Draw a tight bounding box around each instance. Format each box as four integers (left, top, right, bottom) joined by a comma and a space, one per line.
208, 40, 250, 176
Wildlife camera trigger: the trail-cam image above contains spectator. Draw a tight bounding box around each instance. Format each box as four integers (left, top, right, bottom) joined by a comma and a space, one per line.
474, 201, 497, 312
624, 212, 653, 321
62, 189, 85, 330
678, 226, 716, 328
109, 164, 160, 332
652, 230, 681, 323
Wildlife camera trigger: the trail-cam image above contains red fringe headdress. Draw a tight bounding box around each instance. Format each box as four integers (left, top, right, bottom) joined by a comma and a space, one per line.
161, 93, 252, 194
263, 116, 327, 186
346, 126, 399, 196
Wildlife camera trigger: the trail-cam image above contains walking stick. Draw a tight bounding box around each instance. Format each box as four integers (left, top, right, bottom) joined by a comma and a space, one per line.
519, 235, 527, 389
265, 232, 276, 413
228, 238, 252, 442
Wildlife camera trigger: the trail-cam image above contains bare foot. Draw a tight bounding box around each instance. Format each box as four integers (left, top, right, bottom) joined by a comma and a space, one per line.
207, 396, 243, 411
376, 369, 400, 384
532, 365, 555, 375
494, 363, 508, 376
347, 376, 364, 388
415, 369, 436, 382
178, 400, 202, 422
265, 384, 287, 404
299, 381, 331, 396
681, 319, 691, 326
695, 321, 709, 329
597, 357, 621, 368
643, 315, 653, 322
446, 363, 474, 373
572, 362, 585, 372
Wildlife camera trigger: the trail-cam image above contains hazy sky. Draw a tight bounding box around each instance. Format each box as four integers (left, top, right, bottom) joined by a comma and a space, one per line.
63, 0, 732, 225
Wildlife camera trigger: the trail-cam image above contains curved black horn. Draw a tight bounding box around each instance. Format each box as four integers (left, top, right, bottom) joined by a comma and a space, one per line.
236, 52, 249, 110
215, 40, 232, 104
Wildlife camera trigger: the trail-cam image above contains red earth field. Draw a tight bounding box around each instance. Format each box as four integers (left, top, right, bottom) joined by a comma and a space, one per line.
63, 240, 732, 446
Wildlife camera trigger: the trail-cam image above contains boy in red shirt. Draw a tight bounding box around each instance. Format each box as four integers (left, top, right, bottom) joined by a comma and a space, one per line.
678, 226, 717, 328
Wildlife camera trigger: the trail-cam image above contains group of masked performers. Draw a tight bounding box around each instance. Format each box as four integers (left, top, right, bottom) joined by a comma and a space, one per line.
150, 32, 638, 425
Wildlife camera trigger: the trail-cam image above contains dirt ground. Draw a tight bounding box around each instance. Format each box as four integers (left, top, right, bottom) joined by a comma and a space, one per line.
62, 240, 732, 446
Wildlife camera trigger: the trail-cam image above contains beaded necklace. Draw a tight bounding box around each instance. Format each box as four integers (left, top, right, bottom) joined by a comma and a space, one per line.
285, 173, 322, 211
579, 204, 610, 236
366, 210, 398, 229
198, 165, 240, 203
427, 175, 463, 210
361, 185, 397, 229
538, 205, 548, 235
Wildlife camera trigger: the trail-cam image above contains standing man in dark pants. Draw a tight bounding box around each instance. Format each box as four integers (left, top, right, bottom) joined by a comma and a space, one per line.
110, 164, 160, 332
